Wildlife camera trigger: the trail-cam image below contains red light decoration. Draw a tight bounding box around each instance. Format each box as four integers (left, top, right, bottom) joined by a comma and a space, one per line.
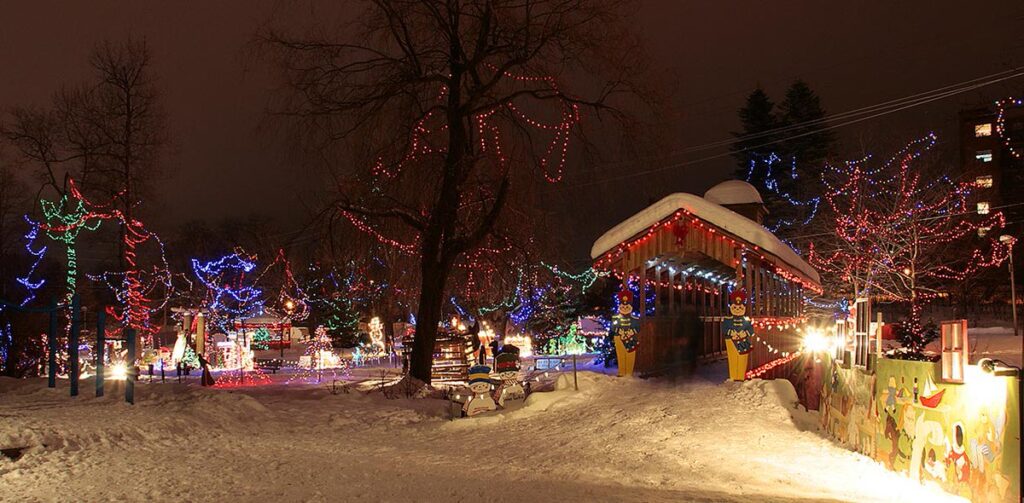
346, 67, 581, 253
593, 212, 822, 294
745, 351, 801, 380
38, 179, 172, 344
809, 135, 1014, 300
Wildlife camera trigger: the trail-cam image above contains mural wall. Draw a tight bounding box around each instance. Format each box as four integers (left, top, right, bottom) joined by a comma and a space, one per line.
820, 357, 1020, 502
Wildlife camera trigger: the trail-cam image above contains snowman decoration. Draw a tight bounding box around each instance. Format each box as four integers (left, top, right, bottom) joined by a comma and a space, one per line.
722, 289, 754, 381
462, 365, 498, 417
493, 347, 524, 407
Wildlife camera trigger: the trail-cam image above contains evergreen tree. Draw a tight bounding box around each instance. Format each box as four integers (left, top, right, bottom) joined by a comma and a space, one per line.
251, 327, 271, 351
181, 345, 200, 369
778, 80, 836, 177
731, 88, 781, 182
322, 292, 361, 348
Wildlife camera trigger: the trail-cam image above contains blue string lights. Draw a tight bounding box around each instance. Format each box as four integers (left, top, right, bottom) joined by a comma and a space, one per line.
16, 216, 47, 306
191, 250, 264, 323
744, 152, 820, 234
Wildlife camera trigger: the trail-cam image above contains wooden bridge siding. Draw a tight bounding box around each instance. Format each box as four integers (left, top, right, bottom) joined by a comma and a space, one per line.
603, 219, 809, 370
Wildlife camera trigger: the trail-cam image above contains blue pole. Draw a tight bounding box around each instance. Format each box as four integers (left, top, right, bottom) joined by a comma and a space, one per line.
125, 328, 136, 405
47, 298, 57, 388
96, 309, 105, 397
69, 295, 80, 397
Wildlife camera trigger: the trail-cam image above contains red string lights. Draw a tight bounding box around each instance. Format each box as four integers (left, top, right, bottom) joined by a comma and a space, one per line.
592, 211, 822, 295
39, 179, 171, 343
745, 351, 801, 380
810, 135, 1014, 306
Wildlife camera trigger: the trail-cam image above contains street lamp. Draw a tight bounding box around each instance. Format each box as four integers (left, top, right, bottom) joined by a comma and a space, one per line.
999, 235, 1017, 337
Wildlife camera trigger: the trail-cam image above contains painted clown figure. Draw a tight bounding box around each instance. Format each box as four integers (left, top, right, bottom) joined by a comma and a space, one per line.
462, 365, 497, 417
611, 289, 641, 377
722, 289, 753, 381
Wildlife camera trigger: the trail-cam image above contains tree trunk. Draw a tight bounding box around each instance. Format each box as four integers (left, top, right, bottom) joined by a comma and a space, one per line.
408, 260, 448, 384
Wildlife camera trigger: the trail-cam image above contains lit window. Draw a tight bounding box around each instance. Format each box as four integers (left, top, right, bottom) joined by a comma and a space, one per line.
978, 226, 991, 237
940, 320, 967, 383
976, 150, 993, 163
974, 123, 992, 137
975, 175, 993, 188
977, 201, 990, 215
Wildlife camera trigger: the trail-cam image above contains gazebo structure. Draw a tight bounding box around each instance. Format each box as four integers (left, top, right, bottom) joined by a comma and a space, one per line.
591, 181, 822, 376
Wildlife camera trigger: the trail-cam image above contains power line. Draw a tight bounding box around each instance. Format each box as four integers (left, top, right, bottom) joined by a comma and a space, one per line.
567, 67, 1024, 189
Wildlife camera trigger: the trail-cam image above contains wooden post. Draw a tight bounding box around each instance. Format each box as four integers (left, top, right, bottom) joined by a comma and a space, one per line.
195, 312, 205, 355
875, 312, 883, 357
572, 353, 578, 391
69, 295, 80, 397
639, 267, 647, 320
47, 298, 58, 388
96, 309, 105, 397
126, 328, 136, 405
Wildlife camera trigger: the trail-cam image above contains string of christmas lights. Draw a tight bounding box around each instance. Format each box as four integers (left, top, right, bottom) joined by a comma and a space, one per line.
16, 216, 47, 306
745, 351, 801, 380
593, 211, 822, 294
994, 97, 1023, 159
810, 135, 1014, 335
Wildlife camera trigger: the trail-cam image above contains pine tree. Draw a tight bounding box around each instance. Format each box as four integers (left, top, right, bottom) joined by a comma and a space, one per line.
251, 327, 271, 351
323, 294, 360, 348
181, 345, 200, 369
778, 80, 836, 179
732, 88, 781, 181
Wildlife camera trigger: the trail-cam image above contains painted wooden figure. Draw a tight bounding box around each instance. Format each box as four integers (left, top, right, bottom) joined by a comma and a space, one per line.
462, 365, 497, 417
611, 289, 641, 377
722, 289, 753, 381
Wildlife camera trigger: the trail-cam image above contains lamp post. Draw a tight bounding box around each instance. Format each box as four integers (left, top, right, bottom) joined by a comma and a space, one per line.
283, 299, 295, 360
999, 235, 1018, 336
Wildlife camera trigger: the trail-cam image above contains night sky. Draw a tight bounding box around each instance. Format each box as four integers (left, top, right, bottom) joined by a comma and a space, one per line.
1, 1, 1022, 263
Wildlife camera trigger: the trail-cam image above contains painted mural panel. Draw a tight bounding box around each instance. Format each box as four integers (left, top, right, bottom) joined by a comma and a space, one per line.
820, 357, 1020, 502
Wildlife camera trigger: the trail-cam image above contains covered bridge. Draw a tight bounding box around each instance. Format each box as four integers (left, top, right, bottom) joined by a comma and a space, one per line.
591, 181, 822, 376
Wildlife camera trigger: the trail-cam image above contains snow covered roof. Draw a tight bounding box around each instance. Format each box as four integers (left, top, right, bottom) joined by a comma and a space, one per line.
703, 180, 764, 206
590, 193, 820, 285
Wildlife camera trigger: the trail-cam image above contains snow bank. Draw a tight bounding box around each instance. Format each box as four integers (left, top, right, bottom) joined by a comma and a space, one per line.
0, 368, 964, 502
590, 192, 820, 286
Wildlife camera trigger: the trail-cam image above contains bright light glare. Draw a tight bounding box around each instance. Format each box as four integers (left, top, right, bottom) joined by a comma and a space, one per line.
802, 328, 832, 353
110, 363, 128, 381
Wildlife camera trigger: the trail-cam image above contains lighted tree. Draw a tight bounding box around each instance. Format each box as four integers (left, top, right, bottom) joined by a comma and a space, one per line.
191, 250, 264, 332
251, 327, 272, 351
810, 135, 1013, 351
288, 325, 345, 384
263, 0, 646, 384
303, 263, 365, 348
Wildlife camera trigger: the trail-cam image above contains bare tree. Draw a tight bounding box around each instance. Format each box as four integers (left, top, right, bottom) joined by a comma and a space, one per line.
810, 135, 1012, 346
262, 0, 648, 384
3, 38, 166, 286
0, 160, 29, 299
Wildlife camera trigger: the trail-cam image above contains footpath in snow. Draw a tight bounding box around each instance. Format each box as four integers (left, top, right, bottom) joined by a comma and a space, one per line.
0, 363, 965, 503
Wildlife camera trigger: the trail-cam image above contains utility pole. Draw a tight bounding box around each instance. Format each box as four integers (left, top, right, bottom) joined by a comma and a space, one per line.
1000, 235, 1018, 336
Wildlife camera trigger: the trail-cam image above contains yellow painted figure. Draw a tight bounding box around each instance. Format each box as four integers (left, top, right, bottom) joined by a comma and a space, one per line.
722, 289, 753, 381
611, 289, 640, 377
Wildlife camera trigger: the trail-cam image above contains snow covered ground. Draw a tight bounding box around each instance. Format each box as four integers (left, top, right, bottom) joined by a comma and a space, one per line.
0, 363, 966, 503
959, 328, 1023, 368
910, 326, 1023, 368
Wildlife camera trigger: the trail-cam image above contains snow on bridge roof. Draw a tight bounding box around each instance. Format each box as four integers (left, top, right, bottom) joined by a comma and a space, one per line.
590, 192, 820, 286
